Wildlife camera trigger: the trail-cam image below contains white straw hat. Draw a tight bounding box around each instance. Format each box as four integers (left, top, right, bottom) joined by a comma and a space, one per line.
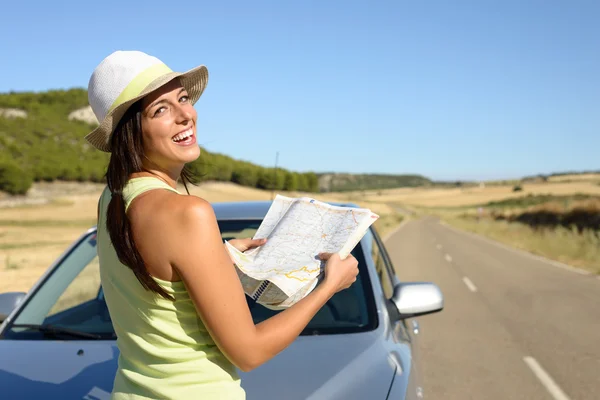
85, 50, 208, 152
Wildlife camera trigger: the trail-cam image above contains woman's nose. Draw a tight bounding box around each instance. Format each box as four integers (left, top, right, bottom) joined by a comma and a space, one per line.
175, 103, 194, 122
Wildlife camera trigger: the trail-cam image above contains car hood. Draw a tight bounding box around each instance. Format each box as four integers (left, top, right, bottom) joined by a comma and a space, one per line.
0, 330, 396, 400
240, 330, 396, 400
0, 340, 118, 399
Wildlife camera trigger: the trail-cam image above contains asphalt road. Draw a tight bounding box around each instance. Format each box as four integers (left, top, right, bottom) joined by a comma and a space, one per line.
385, 217, 600, 400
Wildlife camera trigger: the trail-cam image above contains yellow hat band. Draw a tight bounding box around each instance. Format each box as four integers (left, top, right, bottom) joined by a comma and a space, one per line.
108, 63, 174, 113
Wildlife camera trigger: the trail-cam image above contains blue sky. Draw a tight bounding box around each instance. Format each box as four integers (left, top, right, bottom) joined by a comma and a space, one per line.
1, 0, 598, 181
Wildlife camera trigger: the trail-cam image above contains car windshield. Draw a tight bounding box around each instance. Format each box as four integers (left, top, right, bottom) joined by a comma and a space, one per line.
3, 219, 377, 340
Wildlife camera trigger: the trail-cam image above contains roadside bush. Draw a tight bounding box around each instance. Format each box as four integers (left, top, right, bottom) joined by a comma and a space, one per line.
0, 160, 33, 195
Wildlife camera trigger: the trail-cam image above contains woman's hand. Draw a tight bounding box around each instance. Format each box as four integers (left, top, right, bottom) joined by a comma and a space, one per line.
226, 238, 267, 253
318, 252, 359, 294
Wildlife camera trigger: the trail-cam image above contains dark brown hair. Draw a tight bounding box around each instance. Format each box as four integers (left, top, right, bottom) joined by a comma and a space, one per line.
105, 100, 197, 301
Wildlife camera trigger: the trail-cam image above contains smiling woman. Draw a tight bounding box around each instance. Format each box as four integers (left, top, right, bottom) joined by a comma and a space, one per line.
84, 50, 360, 399
138, 81, 200, 164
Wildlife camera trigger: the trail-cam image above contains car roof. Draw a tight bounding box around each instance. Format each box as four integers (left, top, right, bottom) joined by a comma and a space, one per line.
212, 199, 361, 220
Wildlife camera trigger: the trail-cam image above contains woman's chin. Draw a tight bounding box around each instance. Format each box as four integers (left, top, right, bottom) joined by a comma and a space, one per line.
179, 145, 201, 164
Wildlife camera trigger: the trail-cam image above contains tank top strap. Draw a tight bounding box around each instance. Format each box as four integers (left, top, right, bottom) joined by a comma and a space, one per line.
122, 177, 181, 212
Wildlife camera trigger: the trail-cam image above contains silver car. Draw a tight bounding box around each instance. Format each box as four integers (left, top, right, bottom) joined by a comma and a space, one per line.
0, 201, 444, 399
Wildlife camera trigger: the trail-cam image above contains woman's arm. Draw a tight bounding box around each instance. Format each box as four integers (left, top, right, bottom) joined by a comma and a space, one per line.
166, 197, 357, 372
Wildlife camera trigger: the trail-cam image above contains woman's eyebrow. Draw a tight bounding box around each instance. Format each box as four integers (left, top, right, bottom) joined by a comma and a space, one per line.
149, 88, 187, 109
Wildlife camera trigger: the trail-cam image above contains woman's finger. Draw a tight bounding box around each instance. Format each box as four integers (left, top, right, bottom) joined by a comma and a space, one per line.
250, 238, 267, 246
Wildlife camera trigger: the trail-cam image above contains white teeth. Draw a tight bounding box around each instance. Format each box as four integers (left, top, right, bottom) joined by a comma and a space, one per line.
172, 128, 193, 142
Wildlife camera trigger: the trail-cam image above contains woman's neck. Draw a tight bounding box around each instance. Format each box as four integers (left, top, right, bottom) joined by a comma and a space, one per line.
130, 169, 180, 189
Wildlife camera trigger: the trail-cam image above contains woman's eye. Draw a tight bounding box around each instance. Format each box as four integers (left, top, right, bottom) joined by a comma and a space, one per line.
154, 107, 166, 116
180, 95, 189, 103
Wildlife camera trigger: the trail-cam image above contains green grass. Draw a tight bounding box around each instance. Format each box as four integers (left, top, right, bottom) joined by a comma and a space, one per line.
445, 217, 600, 274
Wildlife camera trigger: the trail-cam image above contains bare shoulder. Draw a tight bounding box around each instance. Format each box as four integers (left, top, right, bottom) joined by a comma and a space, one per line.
142, 193, 219, 240
129, 190, 212, 223
172, 195, 216, 224
166, 195, 225, 273
127, 191, 222, 275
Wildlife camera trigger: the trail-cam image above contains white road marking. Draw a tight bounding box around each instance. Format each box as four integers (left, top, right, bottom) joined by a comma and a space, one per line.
462, 277, 477, 292
523, 356, 571, 400
444, 254, 452, 263
439, 222, 592, 277
436, 244, 442, 250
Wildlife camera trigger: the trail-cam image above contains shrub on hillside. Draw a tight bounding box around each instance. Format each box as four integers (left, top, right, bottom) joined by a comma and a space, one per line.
0, 160, 33, 195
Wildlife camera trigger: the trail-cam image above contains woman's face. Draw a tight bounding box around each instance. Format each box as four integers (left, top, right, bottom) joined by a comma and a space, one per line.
140, 79, 200, 171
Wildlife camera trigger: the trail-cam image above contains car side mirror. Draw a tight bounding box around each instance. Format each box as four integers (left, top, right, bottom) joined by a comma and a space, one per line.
387, 282, 444, 321
0, 292, 26, 323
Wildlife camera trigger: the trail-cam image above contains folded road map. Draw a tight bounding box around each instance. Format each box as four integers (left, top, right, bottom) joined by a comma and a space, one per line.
225, 195, 379, 310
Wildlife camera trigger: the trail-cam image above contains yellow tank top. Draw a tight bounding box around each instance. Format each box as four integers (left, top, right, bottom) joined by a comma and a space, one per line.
97, 177, 245, 399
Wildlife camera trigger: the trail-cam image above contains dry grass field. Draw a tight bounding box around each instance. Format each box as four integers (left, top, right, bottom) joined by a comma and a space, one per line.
353, 180, 600, 208
546, 173, 600, 182
378, 178, 600, 274
2, 176, 597, 295
0, 181, 400, 294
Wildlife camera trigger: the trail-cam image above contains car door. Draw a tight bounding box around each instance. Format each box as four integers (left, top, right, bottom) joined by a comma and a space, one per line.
370, 228, 424, 399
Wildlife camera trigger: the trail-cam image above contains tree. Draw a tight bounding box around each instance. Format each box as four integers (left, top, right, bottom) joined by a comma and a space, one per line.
296, 174, 309, 192
0, 160, 33, 195
283, 171, 298, 191
231, 164, 260, 187
274, 169, 286, 190
256, 169, 273, 190
305, 172, 319, 192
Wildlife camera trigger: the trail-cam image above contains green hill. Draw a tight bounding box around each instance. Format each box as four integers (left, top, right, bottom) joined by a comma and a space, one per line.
0, 89, 110, 184
0, 89, 321, 194
0, 88, 433, 195
317, 173, 432, 192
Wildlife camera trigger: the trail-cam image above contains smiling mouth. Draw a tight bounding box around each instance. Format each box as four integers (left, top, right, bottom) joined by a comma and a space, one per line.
172, 127, 194, 144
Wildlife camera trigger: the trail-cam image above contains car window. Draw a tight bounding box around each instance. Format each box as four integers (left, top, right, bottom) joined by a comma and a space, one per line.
49, 255, 101, 316
369, 229, 395, 299
4, 231, 113, 340
4, 220, 378, 340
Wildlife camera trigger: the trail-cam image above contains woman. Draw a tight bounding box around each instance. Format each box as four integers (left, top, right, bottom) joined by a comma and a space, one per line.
86, 50, 359, 399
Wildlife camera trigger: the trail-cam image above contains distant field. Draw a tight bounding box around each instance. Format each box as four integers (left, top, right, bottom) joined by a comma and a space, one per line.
0, 181, 401, 293
347, 180, 600, 208
546, 173, 600, 182
360, 179, 600, 274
